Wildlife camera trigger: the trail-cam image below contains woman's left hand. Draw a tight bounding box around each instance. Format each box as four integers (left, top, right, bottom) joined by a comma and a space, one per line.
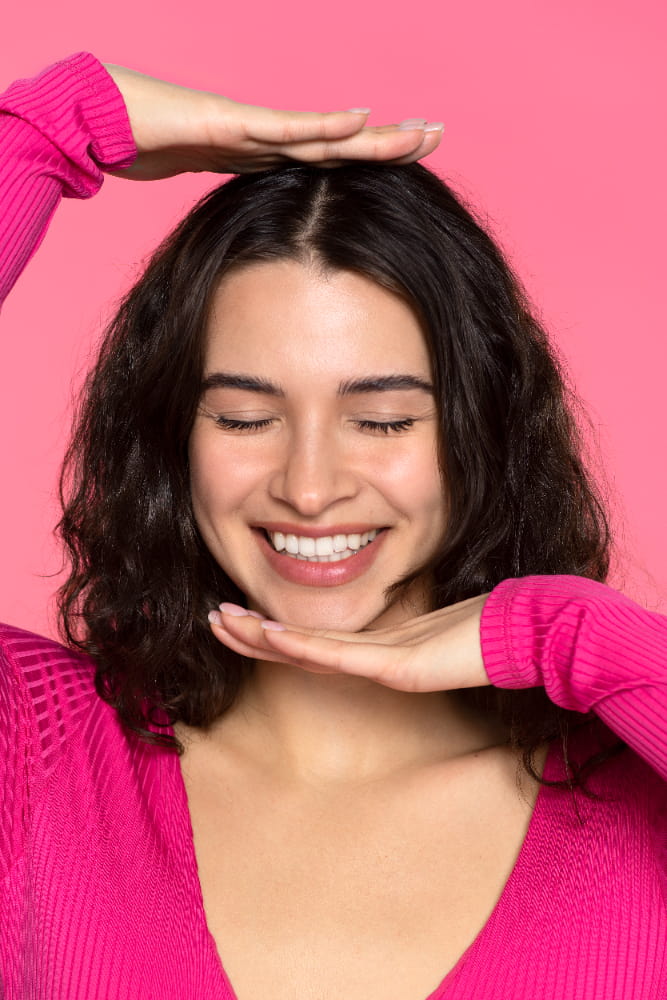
209, 594, 492, 692
103, 64, 443, 181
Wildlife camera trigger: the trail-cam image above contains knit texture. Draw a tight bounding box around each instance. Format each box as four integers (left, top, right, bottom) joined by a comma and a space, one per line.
1, 54, 665, 999
0, 51, 135, 306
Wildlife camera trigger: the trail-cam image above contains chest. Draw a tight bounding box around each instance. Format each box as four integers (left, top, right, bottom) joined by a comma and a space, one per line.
179, 746, 546, 1000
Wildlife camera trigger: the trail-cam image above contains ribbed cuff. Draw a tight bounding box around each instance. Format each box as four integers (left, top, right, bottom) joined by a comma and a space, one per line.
0, 51, 136, 193
480, 576, 530, 689
479, 573, 614, 694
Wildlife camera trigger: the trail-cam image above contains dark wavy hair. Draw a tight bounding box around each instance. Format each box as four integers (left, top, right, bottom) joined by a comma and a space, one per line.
58, 161, 623, 793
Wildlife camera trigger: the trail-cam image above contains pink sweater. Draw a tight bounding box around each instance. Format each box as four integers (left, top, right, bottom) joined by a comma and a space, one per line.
0, 53, 665, 1000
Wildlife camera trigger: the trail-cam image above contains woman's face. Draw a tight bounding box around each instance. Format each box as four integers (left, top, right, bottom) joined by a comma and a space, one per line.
189, 260, 447, 631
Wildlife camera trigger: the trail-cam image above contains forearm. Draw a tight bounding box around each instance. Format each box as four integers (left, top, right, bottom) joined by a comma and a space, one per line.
481, 574, 667, 778
0, 52, 136, 306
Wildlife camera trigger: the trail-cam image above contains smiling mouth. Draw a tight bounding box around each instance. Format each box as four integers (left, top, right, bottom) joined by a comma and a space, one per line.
264, 529, 382, 563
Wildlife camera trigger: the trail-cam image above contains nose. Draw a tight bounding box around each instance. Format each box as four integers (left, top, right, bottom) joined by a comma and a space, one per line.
268, 422, 359, 517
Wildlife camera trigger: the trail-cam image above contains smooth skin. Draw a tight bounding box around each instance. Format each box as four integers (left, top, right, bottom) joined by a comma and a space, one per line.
104, 61, 489, 711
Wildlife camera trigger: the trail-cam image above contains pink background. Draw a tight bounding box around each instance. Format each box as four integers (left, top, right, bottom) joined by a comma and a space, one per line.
1, 0, 665, 638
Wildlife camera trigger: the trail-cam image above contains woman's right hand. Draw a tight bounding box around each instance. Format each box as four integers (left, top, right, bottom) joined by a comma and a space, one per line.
103, 64, 443, 181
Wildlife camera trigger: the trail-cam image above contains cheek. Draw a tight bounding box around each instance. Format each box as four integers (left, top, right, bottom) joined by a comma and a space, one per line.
188, 426, 267, 529
188, 432, 215, 522
379, 443, 446, 520
187, 428, 239, 528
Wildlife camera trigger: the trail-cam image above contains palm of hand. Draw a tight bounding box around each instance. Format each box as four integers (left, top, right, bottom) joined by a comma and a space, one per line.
212, 594, 491, 693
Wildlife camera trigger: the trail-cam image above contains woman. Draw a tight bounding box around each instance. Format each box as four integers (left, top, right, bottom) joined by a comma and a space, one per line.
0, 53, 665, 1000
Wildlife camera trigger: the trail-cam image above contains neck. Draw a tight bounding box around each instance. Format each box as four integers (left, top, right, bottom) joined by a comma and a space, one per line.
192, 657, 508, 789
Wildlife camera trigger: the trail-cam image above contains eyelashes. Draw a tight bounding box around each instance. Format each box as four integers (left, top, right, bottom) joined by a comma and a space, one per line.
214, 417, 273, 431
213, 416, 417, 434
354, 418, 415, 434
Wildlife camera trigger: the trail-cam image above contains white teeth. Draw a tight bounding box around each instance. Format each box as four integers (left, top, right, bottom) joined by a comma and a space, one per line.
315, 536, 334, 556
267, 529, 379, 560
273, 531, 286, 552
333, 534, 347, 553
300, 536, 316, 557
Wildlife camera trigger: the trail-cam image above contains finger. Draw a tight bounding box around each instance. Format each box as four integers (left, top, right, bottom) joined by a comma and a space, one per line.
214, 614, 349, 675
210, 618, 296, 663
216, 609, 381, 667
242, 106, 373, 145
216, 607, 335, 662
384, 124, 444, 164
278, 124, 431, 165
259, 627, 421, 689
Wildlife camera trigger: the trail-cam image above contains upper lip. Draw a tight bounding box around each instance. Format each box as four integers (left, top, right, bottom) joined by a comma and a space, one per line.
255, 523, 386, 538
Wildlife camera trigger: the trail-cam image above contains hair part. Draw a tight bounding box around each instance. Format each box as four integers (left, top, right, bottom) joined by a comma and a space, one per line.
58, 162, 622, 795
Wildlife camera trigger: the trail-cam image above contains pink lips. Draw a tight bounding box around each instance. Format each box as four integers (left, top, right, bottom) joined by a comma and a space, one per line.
255, 527, 388, 588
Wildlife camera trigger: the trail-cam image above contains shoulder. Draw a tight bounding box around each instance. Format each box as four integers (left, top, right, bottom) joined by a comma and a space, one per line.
553, 725, 666, 871
0, 623, 113, 880
0, 619, 93, 664
0, 621, 112, 779
0, 620, 97, 696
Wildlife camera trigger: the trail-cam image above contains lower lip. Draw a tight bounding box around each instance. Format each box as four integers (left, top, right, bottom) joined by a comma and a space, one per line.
255, 529, 388, 587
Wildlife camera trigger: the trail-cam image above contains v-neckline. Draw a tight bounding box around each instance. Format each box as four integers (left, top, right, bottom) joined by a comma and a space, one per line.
166, 732, 560, 1000
424, 737, 561, 996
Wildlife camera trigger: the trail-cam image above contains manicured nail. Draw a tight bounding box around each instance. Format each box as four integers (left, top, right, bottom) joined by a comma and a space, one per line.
260, 620, 286, 631
219, 602, 250, 617
424, 121, 444, 132
346, 107, 371, 114
208, 610, 223, 625
398, 118, 426, 130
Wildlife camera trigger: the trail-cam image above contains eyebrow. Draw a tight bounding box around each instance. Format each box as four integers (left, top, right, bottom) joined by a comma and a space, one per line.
338, 375, 433, 396
201, 372, 434, 396
201, 373, 282, 395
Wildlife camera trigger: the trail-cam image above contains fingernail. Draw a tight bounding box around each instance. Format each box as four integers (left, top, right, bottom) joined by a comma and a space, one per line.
424, 121, 444, 132
398, 118, 426, 130
247, 610, 265, 619
219, 602, 250, 617
346, 107, 371, 114
208, 610, 223, 625
260, 620, 286, 631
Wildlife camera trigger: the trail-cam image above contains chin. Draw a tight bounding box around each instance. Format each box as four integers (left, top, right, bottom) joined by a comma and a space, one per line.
253, 589, 406, 634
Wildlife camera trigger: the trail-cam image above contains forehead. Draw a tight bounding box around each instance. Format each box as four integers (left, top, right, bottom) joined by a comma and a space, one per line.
204, 260, 431, 377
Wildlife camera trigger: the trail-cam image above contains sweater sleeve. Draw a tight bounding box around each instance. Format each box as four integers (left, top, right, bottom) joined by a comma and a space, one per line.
0, 636, 33, 884
0, 51, 136, 306
480, 574, 667, 779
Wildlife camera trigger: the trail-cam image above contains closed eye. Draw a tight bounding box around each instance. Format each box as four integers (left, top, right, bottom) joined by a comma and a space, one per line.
212, 416, 417, 434
214, 416, 274, 431
354, 418, 416, 434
